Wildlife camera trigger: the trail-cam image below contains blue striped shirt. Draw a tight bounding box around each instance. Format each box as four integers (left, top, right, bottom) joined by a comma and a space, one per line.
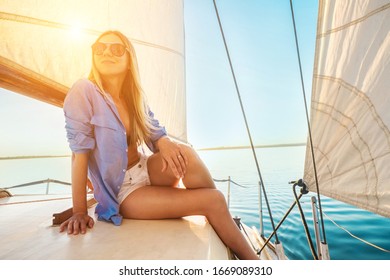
64, 79, 166, 225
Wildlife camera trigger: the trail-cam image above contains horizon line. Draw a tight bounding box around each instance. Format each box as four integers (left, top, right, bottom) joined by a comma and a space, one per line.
0, 155, 71, 160
196, 142, 306, 151
0, 143, 307, 158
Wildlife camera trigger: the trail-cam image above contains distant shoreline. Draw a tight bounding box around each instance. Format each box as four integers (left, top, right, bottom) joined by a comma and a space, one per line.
0, 155, 71, 160
196, 143, 306, 151
0, 143, 306, 158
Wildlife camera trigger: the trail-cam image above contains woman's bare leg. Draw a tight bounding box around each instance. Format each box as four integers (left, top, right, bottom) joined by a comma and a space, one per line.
120, 186, 258, 260
147, 144, 216, 189
120, 145, 258, 260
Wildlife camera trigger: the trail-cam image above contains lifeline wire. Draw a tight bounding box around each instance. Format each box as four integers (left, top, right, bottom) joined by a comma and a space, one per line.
289, 0, 327, 243
212, 0, 280, 243
318, 206, 390, 253
213, 178, 252, 189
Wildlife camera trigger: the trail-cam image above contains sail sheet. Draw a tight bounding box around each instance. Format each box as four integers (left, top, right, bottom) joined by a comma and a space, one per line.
0, 0, 186, 143
304, 0, 390, 217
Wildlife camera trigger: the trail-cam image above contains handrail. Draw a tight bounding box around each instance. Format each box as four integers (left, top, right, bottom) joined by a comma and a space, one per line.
3, 178, 71, 195
4, 178, 71, 189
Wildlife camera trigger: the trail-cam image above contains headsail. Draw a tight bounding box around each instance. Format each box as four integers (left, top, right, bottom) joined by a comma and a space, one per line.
304, 0, 390, 217
0, 0, 187, 143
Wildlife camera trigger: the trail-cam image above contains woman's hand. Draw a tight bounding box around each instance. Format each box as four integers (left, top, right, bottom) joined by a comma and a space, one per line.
59, 212, 94, 235
157, 137, 188, 179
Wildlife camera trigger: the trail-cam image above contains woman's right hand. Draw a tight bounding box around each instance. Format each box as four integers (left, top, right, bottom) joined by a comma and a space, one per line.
59, 212, 95, 235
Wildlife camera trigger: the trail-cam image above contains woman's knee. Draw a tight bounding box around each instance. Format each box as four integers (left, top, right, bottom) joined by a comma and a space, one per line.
203, 189, 228, 215
179, 143, 216, 189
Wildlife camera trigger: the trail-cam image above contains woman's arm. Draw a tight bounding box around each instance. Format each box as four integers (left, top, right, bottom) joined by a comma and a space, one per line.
59, 152, 94, 234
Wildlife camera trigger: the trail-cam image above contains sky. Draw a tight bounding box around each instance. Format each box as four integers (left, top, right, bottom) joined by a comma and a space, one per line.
0, 0, 319, 157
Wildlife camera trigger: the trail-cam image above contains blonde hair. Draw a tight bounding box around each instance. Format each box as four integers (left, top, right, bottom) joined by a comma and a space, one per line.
89, 30, 153, 147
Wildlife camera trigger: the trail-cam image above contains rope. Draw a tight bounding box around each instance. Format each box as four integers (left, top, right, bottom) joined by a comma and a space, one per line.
319, 207, 390, 253
289, 0, 327, 243
212, 0, 280, 244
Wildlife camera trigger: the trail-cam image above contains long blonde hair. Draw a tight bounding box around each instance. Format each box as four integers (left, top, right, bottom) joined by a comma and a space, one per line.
89, 30, 153, 147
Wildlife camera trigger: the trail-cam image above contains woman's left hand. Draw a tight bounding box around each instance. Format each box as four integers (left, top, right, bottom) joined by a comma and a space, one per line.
157, 137, 188, 179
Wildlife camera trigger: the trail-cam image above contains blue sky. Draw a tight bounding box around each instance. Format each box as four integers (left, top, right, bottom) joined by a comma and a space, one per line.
0, 0, 318, 156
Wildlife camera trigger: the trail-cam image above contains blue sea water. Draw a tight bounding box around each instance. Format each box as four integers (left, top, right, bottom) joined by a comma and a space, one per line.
1, 146, 390, 260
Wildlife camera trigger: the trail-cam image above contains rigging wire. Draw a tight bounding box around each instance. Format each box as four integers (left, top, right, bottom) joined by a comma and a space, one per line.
212, 0, 280, 243
258, 192, 303, 255
288, 0, 327, 243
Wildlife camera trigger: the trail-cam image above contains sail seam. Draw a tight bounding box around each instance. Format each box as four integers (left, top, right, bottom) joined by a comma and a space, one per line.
311, 102, 375, 198
314, 146, 390, 184
309, 73, 390, 207
0, 12, 184, 57
317, 3, 390, 38
315, 75, 390, 149
309, 145, 390, 218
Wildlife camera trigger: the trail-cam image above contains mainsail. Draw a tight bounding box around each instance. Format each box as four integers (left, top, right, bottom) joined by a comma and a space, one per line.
304, 0, 390, 218
0, 0, 187, 143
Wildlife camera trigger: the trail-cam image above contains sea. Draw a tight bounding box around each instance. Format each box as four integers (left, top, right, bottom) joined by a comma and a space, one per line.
1, 145, 390, 260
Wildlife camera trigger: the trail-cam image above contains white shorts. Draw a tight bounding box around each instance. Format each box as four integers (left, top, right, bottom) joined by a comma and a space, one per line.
117, 154, 151, 204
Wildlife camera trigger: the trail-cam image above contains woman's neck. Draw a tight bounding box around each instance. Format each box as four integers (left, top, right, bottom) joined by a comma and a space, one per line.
102, 76, 125, 100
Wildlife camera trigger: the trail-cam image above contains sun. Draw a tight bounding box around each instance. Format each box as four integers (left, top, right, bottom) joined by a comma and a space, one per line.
68, 21, 83, 40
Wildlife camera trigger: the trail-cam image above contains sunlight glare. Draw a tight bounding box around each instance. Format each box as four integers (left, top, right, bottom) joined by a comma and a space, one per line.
69, 22, 83, 40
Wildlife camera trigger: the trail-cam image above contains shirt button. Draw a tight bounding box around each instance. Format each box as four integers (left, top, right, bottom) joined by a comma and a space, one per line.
117, 186, 120, 189
122, 169, 126, 172
125, 148, 128, 152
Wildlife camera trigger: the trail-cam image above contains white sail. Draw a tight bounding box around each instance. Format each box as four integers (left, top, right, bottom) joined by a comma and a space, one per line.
304, 0, 390, 217
0, 0, 186, 143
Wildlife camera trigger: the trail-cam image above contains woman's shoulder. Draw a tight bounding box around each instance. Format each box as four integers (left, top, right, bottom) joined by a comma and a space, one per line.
70, 78, 97, 92
66, 79, 98, 99
64, 79, 100, 110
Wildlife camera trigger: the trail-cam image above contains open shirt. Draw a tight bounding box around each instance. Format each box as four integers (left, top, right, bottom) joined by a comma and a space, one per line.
63, 79, 167, 225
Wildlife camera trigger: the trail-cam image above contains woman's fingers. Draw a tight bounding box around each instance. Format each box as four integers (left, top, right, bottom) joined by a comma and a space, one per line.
59, 220, 69, 232
59, 214, 94, 235
158, 138, 189, 178
168, 156, 181, 178
88, 217, 95, 229
177, 153, 187, 174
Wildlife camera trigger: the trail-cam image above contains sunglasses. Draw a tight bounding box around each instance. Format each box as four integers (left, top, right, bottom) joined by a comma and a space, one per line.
91, 42, 129, 57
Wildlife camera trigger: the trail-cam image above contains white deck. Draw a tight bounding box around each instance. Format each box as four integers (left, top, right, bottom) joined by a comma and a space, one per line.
0, 194, 231, 260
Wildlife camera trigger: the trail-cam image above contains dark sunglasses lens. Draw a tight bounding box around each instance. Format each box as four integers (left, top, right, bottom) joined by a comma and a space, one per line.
92, 43, 126, 56
92, 42, 106, 55
111, 44, 126, 56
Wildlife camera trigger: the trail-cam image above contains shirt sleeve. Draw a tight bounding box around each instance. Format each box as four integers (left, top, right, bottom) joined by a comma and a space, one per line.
146, 107, 167, 153
63, 79, 96, 154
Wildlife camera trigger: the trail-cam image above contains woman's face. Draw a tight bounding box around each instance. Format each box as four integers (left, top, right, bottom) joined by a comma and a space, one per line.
92, 33, 129, 78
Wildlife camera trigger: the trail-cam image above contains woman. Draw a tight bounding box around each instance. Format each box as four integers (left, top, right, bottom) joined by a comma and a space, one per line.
59, 30, 258, 260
